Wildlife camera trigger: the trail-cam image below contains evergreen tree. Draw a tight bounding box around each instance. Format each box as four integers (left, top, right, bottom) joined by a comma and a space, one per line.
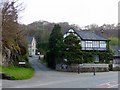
46, 24, 63, 69
63, 34, 83, 64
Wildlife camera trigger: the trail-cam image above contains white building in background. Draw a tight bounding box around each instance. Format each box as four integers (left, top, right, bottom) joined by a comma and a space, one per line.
28, 37, 36, 56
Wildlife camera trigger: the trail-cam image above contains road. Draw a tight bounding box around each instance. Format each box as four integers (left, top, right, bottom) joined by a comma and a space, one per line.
1, 56, 119, 88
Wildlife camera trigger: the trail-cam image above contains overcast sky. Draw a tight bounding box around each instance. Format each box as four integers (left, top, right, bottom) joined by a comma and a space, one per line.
19, 0, 119, 27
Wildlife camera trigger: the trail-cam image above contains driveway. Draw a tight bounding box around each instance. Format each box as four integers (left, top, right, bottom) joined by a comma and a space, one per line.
1, 55, 119, 88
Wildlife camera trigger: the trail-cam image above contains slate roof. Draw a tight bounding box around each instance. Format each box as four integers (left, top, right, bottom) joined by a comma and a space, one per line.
65, 28, 108, 41
75, 30, 108, 41
28, 37, 33, 44
111, 46, 120, 57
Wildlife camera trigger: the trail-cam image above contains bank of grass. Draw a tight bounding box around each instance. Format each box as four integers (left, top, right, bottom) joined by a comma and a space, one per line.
0, 66, 34, 80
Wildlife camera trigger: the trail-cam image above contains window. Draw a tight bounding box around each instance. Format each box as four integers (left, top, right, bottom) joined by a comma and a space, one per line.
86, 41, 92, 47
81, 41, 85, 46
100, 41, 106, 48
81, 41, 85, 50
92, 41, 99, 47
85, 41, 92, 50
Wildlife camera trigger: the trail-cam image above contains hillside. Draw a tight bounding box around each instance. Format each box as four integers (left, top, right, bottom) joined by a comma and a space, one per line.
20, 20, 119, 54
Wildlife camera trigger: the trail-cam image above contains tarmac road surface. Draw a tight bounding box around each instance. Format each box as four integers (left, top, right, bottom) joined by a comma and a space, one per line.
1, 55, 119, 89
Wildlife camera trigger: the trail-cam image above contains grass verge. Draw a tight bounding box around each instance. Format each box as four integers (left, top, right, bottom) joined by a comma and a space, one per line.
0, 66, 34, 80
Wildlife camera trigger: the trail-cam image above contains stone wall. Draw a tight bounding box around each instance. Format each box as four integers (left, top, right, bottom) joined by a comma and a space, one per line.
2, 47, 11, 66
112, 64, 120, 71
56, 64, 109, 72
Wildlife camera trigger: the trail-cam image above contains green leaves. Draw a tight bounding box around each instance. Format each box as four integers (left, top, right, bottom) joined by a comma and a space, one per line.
64, 34, 81, 46
46, 24, 63, 69
64, 33, 83, 64
46, 26, 114, 67
2, 1, 28, 66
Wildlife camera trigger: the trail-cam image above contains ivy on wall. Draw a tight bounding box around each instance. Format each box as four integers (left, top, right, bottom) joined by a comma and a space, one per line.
63, 33, 114, 64
82, 49, 114, 63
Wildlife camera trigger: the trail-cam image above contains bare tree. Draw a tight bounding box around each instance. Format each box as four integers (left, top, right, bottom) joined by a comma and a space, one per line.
1, 0, 27, 66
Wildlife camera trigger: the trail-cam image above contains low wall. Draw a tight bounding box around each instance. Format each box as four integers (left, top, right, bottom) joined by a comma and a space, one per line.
56, 64, 109, 72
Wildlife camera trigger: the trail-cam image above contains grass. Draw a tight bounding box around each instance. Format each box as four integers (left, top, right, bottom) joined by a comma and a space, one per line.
0, 66, 35, 80
109, 37, 120, 46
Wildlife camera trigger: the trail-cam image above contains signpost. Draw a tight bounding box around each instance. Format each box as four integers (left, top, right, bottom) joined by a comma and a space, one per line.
19, 61, 26, 67
19, 62, 26, 64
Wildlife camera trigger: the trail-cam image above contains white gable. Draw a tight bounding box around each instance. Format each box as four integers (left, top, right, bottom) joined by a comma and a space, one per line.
68, 29, 74, 33
63, 28, 79, 39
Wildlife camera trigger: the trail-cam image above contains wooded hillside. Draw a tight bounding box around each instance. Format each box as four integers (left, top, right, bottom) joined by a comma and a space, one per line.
20, 21, 119, 54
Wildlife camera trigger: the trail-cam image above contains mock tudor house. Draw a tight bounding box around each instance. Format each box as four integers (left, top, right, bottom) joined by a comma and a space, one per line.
63, 28, 109, 62
28, 37, 36, 57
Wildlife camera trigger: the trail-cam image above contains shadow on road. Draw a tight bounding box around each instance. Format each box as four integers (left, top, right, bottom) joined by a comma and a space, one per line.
29, 55, 52, 72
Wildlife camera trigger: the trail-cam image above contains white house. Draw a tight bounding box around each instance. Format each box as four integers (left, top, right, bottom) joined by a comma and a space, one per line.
63, 28, 109, 62
28, 37, 36, 56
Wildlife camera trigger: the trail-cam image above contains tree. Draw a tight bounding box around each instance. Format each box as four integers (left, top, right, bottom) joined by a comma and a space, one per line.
1, 0, 27, 66
63, 34, 83, 64
46, 24, 63, 69
2, 1, 18, 40
99, 50, 114, 63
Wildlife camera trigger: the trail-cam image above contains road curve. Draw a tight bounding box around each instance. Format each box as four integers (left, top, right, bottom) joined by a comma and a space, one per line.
2, 55, 118, 88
